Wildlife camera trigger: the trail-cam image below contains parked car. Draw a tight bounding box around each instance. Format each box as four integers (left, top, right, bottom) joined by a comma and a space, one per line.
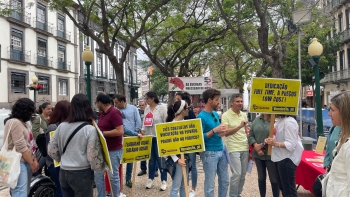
0, 109, 11, 148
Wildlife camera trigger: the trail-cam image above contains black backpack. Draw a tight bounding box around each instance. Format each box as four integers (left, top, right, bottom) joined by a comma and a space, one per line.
36, 133, 47, 157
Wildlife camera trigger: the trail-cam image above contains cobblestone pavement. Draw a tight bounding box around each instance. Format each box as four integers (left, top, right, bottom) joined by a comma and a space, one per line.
0, 155, 314, 196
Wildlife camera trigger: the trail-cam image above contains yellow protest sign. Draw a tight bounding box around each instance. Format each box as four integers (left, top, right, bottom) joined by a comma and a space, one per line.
121, 136, 152, 164
155, 119, 205, 157
249, 78, 301, 115
49, 131, 60, 168
93, 121, 113, 174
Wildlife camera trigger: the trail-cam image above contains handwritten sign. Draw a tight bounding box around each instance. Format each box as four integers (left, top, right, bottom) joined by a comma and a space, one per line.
155, 119, 205, 157
249, 78, 301, 115
121, 136, 152, 164
93, 121, 113, 173
49, 131, 60, 168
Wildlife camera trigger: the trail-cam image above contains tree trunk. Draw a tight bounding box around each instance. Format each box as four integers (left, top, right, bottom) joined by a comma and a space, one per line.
109, 55, 125, 95
168, 92, 175, 105
271, 58, 283, 78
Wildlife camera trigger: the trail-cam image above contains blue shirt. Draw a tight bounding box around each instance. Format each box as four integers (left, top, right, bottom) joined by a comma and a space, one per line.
324, 126, 342, 167
118, 104, 141, 133
197, 110, 223, 151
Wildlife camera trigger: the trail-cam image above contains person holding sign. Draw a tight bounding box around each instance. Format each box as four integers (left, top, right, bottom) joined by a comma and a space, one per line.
45, 100, 70, 197
48, 94, 106, 197
322, 91, 350, 196
142, 91, 168, 190
166, 100, 191, 197
248, 114, 279, 197
222, 93, 249, 197
265, 115, 303, 197
197, 88, 229, 197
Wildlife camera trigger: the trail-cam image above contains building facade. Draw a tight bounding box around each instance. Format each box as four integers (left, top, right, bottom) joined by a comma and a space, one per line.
0, 0, 80, 109
321, 1, 350, 105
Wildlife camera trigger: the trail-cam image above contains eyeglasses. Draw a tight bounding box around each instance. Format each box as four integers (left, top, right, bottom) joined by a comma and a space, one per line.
211, 113, 218, 122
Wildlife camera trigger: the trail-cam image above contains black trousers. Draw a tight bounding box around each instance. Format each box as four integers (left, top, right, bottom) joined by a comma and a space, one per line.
275, 158, 297, 197
59, 168, 94, 197
255, 158, 279, 197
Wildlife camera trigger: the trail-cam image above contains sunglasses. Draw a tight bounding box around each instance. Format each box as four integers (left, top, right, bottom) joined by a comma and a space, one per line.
211, 113, 218, 122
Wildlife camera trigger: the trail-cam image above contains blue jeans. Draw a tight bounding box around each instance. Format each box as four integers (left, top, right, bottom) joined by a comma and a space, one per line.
229, 151, 249, 197
200, 150, 229, 197
11, 162, 31, 197
48, 164, 63, 197
126, 163, 133, 180
170, 163, 189, 197
94, 149, 122, 197
149, 137, 167, 181
188, 153, 197, 189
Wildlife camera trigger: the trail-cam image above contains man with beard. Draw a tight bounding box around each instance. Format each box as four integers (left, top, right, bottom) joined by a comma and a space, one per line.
197, 88, 229, 197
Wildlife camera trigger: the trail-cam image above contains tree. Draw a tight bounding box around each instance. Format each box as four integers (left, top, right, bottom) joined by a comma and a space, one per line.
150, 67, 168, 101
47, 0, 171, 94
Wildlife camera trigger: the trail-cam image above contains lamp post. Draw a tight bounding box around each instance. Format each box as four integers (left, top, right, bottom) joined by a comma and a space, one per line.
247, 84, 251, 122
308, 38, 324, 137
82, 46, 94, 103
32, 75, 38, 107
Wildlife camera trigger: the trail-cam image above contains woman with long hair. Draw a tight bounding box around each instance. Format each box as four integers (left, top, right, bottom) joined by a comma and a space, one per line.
3, 98, 39, 196
48, 94, 105, 197
167, 100, 190, 197
323, 91, 350, 196
45, 100, 70, 197
142, 91, 168, 190
265, 115, 303, 197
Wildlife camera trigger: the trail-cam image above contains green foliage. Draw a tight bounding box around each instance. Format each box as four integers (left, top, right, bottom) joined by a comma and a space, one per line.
150, 67, 168, 98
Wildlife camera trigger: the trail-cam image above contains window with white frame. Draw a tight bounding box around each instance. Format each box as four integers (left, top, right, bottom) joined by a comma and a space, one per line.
58, 79, 68, 95
97, 57, 102, 76
38, 38, 46, 57
11, 29, 22, 51
58, 45, 65, 62
109, 63, 116, 79
37, 3, 46, 23
38, 76, 49, 95
11, 0, 21, 9
57, 14, 64, 31
11, 72, 26, 94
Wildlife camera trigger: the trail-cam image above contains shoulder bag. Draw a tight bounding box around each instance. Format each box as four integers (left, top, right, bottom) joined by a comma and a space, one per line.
0, 119, 23, 189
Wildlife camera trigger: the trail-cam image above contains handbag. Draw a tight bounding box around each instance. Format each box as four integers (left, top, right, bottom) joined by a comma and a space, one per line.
0, 119, 23, 189
163, 154, 191, 179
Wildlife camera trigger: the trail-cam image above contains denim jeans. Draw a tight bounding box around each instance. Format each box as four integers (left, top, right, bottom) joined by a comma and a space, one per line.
140, 160, 147, 171
126, 163, 133, 180
188, 152, 197, 189
48, 164, 63, 197
170, 163, 189, 197
229, 151, 249, 197
255, 158, 279, 197
275, 158, 297, 197
95, 149, 122, 197
149, 137, 167, 181
10, 162, 31, 197
200, 150, 229, 197
59, 168, 94, 197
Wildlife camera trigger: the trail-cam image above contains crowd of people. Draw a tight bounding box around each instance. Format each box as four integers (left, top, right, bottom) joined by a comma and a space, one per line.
3, 88, 350, 197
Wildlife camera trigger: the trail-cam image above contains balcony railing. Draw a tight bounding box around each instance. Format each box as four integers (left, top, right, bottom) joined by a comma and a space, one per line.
96, 72, 107, 79
320, 69, 350, 83
7, 47, 31, 63
84, 69, 93, 76
340, 29, 350, 43
330, 0, 345, 9
56, 30, 71, 42
57, 60, 71, 71
8, 9, 31, 25
35, 54, 53, 67
33, 17, 54, 34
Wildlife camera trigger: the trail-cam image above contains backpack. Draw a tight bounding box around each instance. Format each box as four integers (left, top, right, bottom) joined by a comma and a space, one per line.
36, 133, 47, 157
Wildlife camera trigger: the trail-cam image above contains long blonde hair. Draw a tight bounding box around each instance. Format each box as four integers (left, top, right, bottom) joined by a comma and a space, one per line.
331, 91, 350, 150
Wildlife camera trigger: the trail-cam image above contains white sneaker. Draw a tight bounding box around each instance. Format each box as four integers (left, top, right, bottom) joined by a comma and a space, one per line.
189, 189, 197, 197
146, 179, 154, 189
160, 180, 167, 191
118, 193, 126, 197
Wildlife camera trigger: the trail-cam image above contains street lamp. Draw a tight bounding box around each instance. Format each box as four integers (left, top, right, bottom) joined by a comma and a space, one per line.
247, 84, 251, 122
82, 46, 94, 102
308, 38, 324, 137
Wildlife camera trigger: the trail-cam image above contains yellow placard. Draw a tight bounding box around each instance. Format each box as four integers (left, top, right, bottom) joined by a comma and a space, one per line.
93, 121, 113, 174
49, 131, 60, 168
121, 136, 152, 164
155, 119, 205, 157
249, 78, 301, 115
315, 136, 327, 155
